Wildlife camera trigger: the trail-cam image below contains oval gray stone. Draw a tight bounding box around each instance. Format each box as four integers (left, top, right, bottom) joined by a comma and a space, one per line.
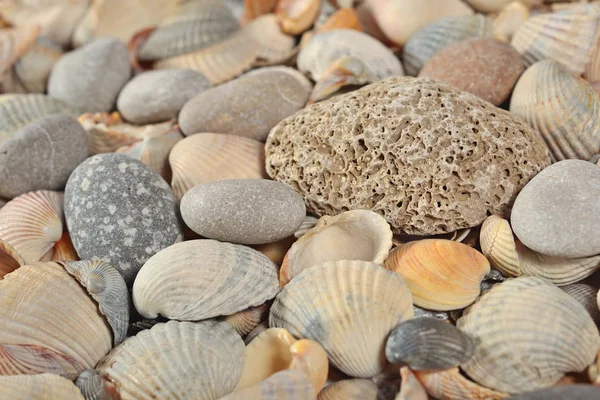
0, 114, 88, 199
117, 69, 211, 124
178, 66, 312, 141
180, 179, 306, 245
48, 38, 132, 112
511, 159, 600, 258
65, 153, 183, 284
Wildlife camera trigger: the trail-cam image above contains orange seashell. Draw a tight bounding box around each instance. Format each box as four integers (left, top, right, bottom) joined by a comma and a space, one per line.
317, 7, 362, 33
51, 232, 79, 262
399, 367, 428, 400
414, 368, 508, 400
276, 0, 321, 35
0, 239, 24, 279
244, 0, 278, 22
127, 26, 157, 74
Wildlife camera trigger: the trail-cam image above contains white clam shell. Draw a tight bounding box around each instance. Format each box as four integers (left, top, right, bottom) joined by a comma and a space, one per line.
0, 373, 84, 400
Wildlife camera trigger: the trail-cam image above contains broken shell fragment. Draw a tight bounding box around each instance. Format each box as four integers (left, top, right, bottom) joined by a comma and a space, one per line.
244, 14, 296, 64
275, 0, 320, 35
414, 367, 508, 400
398, 367, 428, 400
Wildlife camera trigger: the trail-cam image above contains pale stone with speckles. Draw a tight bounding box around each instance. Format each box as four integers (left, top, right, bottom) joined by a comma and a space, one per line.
64, 153, 182, 284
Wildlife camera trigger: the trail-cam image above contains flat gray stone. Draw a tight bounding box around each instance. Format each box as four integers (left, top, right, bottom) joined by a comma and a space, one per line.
180, 179, 306, 245
0, 114, 88, 199
48, 38, 131, 112
117, 69, 211, 124
511, 159, 600, 258
65, 153, 183, 284
179, 66, 312, 141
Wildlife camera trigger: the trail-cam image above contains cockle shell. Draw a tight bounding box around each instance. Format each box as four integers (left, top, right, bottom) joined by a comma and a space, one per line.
509, 385, 600, 400
457, 276, 600, 394
480, 214, 600, 285
414, 368, 508, 400
10, 36, 63, 94
561, 283, 600, 325
270, 260, 414, 378
0, 24, 39, 78
0, 239, 25, 278
96, 320, 245, 400
223, 370, 316, 400
510, 59, 600, 161
133, 239, 279, 321
276, 0, 320, 35
317, 379, 390, 400
384, 239, 491, 311
0, 190, 63, 264
235, 327, 328, 392
465, 0, 541, 13
169, 133, 267, 201
244, 14, 296, 64
293, 215, 318, 238
0, 262, 112, 378
493, 1, 529, 41
511, 4, 600, 79
279, 210, 393, 287
75, 369, 119, 400
224, 303, 270, 336
243, 0, 278, 22
0, 373, 84, 400
402, 14, 493, 76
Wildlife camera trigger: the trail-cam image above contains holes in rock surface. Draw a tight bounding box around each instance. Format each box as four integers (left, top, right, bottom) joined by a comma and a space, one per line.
396, 201, 403, 208
358, 139, 367, 151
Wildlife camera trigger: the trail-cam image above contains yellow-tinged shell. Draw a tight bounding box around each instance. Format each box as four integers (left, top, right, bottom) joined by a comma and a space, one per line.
384, 239, 490, 311
280, 210, 393, 287
0, 190, 63, 264
457, 276, 600, 394
51, 232, 78, 262
493, 1, 529, 41
0, 24, 39, 78
275, 0, 320, 35
270, 260, 414, 378
0, 373, 84, 400
223, 369, 316, 400
480, 214, 520, 276
244, 14, 296, 64
317, 379, 385, 400
0, 239, 25, 278
414, 368, 508, 400
133, 239, 279, 321
243, 0, 278, 22
169, 133, 267, 201
0, 262, 112, 378
511, 4, 600, 78
96, 320, 245, 400
235, 328, 328, 392
224, 303, 270, 336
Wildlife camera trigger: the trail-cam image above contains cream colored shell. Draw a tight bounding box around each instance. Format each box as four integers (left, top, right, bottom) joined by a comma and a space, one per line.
222, 369, 316, 400
0, 373, 84, 400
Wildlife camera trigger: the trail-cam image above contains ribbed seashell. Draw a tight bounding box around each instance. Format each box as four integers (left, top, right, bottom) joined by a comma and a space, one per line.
224, 303, 269, 336
414, 368, 508, 400
279, 210, 393, 287
0, 190, 63, 264
137, 0, 239, 61
457, 276, 600, 394
403, 14, 493, 76
243, 0, 278, 22
398, 367, 428, 400
11, 36, 63, 93
493, 1, 530, 41
385, 318, 474, 371
0, 262, 112, 378
169, 133, 267, 200
58, 260, 129, 346
0, 94, 78, 145
561, 283, 600, 325
509, 385, 600, 400
235, 328, 328, 392
466, 0, 541, 13
244, 14, 296, 64
133, 239, 279, 321
72, 0, 180, 47
51, 232, 79, 262
96, 320, 244, 400
384, 239, 491, 311
0, 24, 39, 78
412, 305, 450, 321
245, 320, 269, 344
511, 4, 600, 78
155, 29, 258, 85
293, 215, 318, 238
275, 0, 320, 35
270, 260, 414, 378
75, 369, 119, 400
0, 373, 85, 400
510, 59, 600, 160
224, 370, 316, 400
480, 214, 600, 284
317, 379, 388, 400
0, 239, 25, 278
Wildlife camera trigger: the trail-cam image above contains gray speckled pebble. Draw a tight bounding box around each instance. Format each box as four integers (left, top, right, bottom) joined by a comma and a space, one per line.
179, 66, 312, 141
48, 38, 131, 112
180, 179, 306, 245
117, 69, 211, 124
511, 160, 600, 258
0, 114, 88, 199
65, 153, 183, 284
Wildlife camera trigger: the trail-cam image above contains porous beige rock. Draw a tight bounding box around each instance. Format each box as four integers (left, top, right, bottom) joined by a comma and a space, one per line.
265, 77, 551, 236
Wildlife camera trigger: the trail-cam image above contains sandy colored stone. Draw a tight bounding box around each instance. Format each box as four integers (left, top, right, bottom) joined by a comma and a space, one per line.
419, 38, 524, 105
179, 67, 312, 141
265, 77, 551, 236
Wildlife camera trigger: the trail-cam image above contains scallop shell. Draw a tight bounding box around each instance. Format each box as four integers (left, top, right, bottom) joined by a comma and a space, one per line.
561, 283, 600, 325
457, 276, 600, 394
508, 385, 600, 400
384, 239, 491, 311
169, 133, 267, 201
243, 0, 278, 22
270, 260, 414, 378
0, 239, 25, 278
223, 370, 316, 400
51, 232, 79, 262
0, 190, 63, 264
479, 214, 520, 277
493, 1, 530, 41
0, 262, 112, 378
385, 318, 474, 371
510, 59, 600, 160
11, 36, 63, 93
137, 0, 240, 61
402, 14, 493, 76
275, 0, 320, 35
0, 94, 78, 145
317, 379, 387, 400
75, 369, 118, 400
414, 368, 508, 400
0, 24, 40, 78
96, 320, 245, 400
0, 373, 85, 400
224, 303, 270, 336
244, 14, 296, 64
280, 210, 393, 287
133, 239, 279, 321
154, 29, 258, 85
511, 4, 600, 78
